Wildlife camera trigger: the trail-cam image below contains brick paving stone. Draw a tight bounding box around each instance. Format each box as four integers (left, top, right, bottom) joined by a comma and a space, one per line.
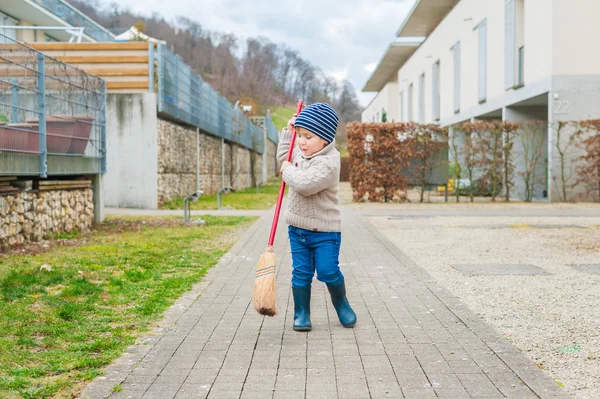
400, 388, 437, 398
79, 209, 571, 399
433, 388, 471, 398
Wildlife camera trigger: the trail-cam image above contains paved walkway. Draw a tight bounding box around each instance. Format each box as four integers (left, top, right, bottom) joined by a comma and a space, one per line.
82, 208, 569, 399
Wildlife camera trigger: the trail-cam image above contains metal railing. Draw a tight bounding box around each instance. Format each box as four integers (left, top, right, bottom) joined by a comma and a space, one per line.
265, 113, 279, 143
0, 33, 106, 177
29, 0, 114, 42
155, 44, 276, 154
0, 26, 85, 43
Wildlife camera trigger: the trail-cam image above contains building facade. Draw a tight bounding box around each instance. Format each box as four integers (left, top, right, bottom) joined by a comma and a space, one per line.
363, 0, 600, 202
0, 0, 114, 43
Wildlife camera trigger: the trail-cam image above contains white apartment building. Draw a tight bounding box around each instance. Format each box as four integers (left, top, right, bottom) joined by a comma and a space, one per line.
362, 0, 600, 202
1, 0, 114, 43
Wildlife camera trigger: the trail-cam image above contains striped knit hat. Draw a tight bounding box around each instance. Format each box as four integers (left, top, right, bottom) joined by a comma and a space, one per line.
294, 103, 339, 143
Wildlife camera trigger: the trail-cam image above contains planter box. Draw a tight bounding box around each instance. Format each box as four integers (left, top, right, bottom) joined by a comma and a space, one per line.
0, 121, 28, 152
4, 123, 39, 153
68, 116, 95, 155
27, 116, 76, 154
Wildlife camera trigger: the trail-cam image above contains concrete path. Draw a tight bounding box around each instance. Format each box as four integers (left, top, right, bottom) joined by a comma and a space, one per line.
82, 208, 570, 399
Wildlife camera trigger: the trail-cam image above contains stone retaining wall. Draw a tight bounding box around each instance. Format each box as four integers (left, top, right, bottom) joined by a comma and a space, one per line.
0, 189, 94, 248
157, 118, 279, 205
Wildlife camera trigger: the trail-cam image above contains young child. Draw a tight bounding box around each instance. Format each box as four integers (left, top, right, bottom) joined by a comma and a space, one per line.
277, 102, 357, 331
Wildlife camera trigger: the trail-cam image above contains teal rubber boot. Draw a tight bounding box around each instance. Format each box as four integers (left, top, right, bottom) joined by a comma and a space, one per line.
327, 281, 357, 328
292, 286, 312, 331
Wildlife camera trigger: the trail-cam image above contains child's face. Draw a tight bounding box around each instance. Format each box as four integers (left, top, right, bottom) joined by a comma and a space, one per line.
296, 127, 329, 156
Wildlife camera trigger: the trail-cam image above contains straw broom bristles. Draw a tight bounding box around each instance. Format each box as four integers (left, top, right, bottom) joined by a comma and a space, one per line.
253, 246, 277, 316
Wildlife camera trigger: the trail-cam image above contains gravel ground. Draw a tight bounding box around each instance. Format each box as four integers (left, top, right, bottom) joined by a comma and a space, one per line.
367, 214, 600, 399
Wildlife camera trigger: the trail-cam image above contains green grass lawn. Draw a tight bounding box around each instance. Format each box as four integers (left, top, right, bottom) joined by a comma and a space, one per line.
0, 215, 256, 399
161, 179, 287, 210
269, 106, 296, 131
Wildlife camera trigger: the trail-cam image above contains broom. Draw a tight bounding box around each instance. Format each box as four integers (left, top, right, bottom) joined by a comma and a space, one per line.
253, 99, 304, 316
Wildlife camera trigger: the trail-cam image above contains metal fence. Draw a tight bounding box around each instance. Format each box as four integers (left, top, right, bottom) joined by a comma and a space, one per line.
29, 0, 114, 42
0, 33, 106, 177
265, 113, 279, 143
155, 44, 277, 154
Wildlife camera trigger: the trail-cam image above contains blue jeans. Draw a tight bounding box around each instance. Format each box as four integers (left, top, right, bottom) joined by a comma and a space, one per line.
288, 225, 344, 288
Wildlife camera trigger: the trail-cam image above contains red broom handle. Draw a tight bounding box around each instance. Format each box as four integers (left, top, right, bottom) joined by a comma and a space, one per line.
267, 99, 303, 247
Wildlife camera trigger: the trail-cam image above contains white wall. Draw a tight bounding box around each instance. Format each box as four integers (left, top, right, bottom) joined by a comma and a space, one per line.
397, 0, 554, 124
104, 93, 158, 209
552, 0, 600, 76
524, 0, 553, 84
361, 82, 399, 122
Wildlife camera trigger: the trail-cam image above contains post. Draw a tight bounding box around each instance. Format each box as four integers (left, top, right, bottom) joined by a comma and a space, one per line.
174, 55, 179, 119
221, 137, 225, 189
157, 44, 164, 113
100, 83, 107, 174
148, 42, 154, 93
196, 127, 200, 191
11, 79, 18, 123
263, 115, 268, 185
37, 53, 47, 178
92, 174, 105, 224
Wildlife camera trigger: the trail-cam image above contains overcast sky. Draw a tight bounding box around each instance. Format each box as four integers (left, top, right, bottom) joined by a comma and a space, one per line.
107, 0, 416, 108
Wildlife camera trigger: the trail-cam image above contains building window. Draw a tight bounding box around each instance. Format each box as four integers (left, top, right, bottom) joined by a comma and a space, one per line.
518, 46, 525, 86
418, 73, 425, 123
44, 34, 59, 42
0, 11, 18, 43
451, 42, 461, 114
476, 19, 487, 103
408, 83, 414, 121
399, 91, 404, 122
515, 0, 525, 87
432, 61, 440, 121
505, 0, 516, 89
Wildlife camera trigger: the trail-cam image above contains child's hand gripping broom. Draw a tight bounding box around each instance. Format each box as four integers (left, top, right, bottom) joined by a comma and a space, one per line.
253, 99, 304, 316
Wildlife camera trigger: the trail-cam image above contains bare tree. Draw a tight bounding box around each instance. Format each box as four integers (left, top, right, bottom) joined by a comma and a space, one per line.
519, 121, 546, 202
554, 121, 578, 202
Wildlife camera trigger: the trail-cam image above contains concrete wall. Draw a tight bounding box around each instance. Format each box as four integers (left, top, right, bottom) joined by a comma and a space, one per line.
503, 106, 548, 201
266, 141, 278, 184
362, 82, 399, 122
156, 118, 278, 205
548, 1, 600, 201
104, 93, 158, 209
102, 93, 278, 209
549, 76, 600, 202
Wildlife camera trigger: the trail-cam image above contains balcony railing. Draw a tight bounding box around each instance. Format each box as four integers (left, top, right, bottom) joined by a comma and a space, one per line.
29, 0, 114, 42
0, 33, 106, 177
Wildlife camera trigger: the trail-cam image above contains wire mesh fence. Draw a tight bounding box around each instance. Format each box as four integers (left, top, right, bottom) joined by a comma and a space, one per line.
156, 44, 272, 154
0, 33, 106, 177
